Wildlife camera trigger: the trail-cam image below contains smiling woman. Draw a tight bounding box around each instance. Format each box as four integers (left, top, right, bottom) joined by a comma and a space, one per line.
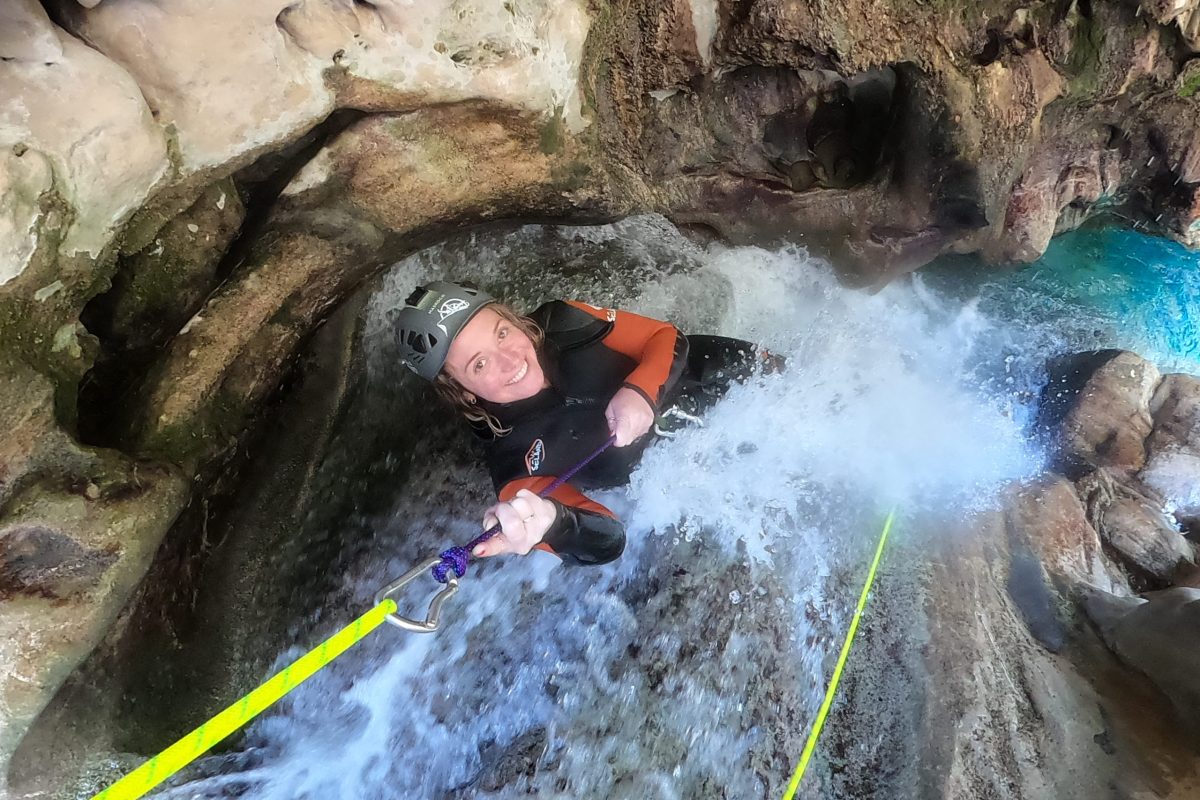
444, 306, 550, 405
391, 281, 772, 567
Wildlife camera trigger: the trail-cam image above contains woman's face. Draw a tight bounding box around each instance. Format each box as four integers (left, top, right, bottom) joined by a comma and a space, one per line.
443, 307, 546, 403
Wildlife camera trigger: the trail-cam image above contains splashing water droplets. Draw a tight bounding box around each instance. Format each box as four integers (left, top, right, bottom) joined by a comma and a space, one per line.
161, 216, 1071, 799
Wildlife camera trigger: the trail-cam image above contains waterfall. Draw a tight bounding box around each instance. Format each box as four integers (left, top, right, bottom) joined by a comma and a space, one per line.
142, 216, 1200, 799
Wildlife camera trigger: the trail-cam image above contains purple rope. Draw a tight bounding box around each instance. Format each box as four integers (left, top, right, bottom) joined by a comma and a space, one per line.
431, 434, 618, 583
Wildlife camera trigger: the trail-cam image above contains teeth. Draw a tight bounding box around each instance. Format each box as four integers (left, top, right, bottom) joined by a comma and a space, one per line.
507, 361, 527, 385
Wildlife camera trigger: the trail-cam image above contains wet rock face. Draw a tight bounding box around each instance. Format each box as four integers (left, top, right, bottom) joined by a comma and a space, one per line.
1077, 470, 1196, 585
1040, 350, 1160, 477
1087, 588, 1200, 732
1028, 348, 1200, 748
1005, 477, 1125, 593
1143, 374, 1200, 523
586, 0, 1199, 282
2, 0, 1200, 792
463, 726, 550, 793
0, 525, 117, 600
1034, 351, 1199, 585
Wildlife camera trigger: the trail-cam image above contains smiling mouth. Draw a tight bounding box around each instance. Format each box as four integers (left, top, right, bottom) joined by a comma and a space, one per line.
506, 360, 528, 386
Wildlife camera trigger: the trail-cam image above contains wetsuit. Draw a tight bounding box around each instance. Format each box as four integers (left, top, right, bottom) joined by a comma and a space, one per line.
476, 301, 763, 566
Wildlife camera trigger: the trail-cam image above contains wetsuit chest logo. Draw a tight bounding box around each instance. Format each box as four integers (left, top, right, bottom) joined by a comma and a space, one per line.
525, 438, 546, 474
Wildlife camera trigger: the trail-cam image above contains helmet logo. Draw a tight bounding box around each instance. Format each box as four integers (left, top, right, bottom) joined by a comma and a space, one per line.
435, 298, 470, 334
525, 438, 545, 474
438, 298, 469, 320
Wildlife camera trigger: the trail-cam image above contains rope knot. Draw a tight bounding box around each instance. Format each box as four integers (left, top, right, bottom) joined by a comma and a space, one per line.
432, 546, 469, 583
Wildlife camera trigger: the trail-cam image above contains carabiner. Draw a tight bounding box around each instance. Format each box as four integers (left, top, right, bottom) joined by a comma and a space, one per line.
374, 557, 460, 633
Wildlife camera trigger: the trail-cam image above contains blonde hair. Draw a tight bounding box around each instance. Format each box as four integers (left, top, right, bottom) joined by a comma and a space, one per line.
432, 303, 545, 437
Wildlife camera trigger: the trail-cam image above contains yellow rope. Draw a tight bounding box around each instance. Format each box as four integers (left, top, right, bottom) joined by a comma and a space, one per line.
92, 599, 398, 800
781, 509, 896, 800
91, 511, 894, 800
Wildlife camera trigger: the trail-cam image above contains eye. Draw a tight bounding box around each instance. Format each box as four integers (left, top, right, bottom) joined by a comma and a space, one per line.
472, 358, 486, 374
497, 326, 509, 340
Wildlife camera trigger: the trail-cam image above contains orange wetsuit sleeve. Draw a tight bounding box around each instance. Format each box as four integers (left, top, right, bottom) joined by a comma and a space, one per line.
564, 300, 687, 409
499, 476, 625, 565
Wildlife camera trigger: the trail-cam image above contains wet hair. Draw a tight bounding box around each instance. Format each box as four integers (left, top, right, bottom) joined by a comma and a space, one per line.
431, 302, 545, 437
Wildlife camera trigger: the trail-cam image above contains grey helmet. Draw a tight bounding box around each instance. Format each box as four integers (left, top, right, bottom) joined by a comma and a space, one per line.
393, 281, 495, 380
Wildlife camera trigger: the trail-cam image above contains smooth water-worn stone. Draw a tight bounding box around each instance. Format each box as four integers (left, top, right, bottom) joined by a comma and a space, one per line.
0, 0, 63, 63
0, 23, 167, 270
52, 0, 591, 173
1077, 470, 1196, 583
1142, 374, 1200, 520
1041, 350, 1160, 476
1005, 477, 1126, 593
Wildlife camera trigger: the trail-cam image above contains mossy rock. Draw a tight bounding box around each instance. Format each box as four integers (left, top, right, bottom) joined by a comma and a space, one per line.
1179, 60, 1200, 99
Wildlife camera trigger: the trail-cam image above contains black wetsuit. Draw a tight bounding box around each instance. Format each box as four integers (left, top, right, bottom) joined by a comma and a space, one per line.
476, 301, 762, 566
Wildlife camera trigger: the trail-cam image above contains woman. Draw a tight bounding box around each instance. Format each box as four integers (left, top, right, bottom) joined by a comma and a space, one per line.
393, 281, 772, 566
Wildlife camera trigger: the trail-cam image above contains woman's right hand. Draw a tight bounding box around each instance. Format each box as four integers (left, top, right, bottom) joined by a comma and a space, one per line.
605, 387, 655, 447
473, 489, 558, 557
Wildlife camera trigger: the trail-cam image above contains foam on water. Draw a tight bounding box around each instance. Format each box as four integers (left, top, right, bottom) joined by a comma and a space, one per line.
148, 216, 1130, 799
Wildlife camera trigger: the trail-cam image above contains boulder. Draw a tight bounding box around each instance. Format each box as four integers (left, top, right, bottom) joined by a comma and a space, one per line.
1076, 469, 1196, 584
1141, 374, 1200, 524
1039, 350, 1160, 477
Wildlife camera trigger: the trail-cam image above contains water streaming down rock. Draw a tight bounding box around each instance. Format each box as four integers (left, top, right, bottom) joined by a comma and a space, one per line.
138, 215, 1188, 800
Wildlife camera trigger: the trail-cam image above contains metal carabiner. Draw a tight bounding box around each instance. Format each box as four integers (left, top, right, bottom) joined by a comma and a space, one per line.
374, 557, 460, 633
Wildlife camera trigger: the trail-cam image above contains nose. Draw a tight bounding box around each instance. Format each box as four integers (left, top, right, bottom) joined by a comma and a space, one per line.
495, 347, 520, 371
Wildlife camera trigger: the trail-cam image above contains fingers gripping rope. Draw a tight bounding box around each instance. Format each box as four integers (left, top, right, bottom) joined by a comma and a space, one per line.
430, 435, 617, 584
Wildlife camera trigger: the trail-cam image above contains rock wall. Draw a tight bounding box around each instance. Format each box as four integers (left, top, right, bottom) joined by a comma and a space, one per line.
2, 0, 1200, 789
822, 352, 1200, 798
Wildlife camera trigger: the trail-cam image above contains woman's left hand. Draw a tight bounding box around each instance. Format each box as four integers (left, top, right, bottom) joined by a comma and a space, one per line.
606, 387, 655, 447
474, 489, 558, 557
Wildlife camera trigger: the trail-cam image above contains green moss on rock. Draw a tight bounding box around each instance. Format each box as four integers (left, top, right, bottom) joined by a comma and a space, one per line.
538, 111, 566, 155
1180, 68, 1200, 99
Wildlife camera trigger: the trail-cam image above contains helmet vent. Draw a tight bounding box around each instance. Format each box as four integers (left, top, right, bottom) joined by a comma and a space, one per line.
403, 330, 438, 355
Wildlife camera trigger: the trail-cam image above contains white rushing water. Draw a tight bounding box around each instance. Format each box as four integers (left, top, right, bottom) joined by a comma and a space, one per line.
152, 216, 1048, 799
